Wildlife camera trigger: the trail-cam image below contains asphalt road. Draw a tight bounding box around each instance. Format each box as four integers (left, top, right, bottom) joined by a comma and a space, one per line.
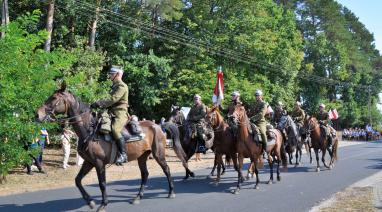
1, 141, 382, 212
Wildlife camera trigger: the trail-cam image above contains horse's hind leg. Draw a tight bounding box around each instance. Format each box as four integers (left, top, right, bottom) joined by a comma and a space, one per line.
268, 159, 274, 185
322, 149, 330, 168
153, 150, 175, 199
133, 151, 150, 205
254, 163, 260, 189
209, 154, 218, 177
75, 161, 96, 209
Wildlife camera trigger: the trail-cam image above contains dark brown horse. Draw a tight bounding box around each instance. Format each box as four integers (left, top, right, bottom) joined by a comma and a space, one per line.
36, 84, 176, 212
304, 117, 338, 172
168, 106, 215, 180
205, 107, 238, 185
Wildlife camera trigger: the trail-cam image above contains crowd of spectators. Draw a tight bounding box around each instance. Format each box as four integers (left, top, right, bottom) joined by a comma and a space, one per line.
342, 124, 381, 141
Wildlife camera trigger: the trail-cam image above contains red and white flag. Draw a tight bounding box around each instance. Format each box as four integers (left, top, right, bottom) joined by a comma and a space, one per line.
329, 109, 339, 120
212, 66, 224, 105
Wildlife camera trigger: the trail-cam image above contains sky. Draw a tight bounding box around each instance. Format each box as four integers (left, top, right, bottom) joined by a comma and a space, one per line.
336, 0, 382, 54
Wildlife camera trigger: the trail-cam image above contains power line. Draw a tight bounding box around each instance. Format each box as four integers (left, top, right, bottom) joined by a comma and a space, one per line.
57, 1, 377, 91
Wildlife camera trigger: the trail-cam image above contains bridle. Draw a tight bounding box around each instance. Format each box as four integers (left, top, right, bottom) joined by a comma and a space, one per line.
45, 93, 88, 124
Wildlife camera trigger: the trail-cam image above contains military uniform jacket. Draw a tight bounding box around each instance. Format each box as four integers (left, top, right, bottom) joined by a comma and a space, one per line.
316, 111, 329, 125
187, 103, 207, 123
97, 79, 129, 112
274, 106, 287, 123
248, 100, 267, 125
291, 108, 306, 125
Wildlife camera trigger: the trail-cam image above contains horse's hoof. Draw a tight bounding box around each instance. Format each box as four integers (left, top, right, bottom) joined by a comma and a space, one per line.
221, 171, 225, 176
329, 165, 333, 170
267, 180, 273, 185
277, 176, 281, 181
316, 167, 320, 172
88, 200, 96, 209
232, 189, 239, 195
96, 206, 106, 212
254, 185, 260, 190
168, 193, 176, 199
132, 198, 140, 205
190, 172, 195, 178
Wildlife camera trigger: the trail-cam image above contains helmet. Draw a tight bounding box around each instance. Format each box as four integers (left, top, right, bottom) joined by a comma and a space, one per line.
255, 89, 263, 96
319, 103, 325, 108
231, 91, 240, 97
193, 94, 201, 99
109, 66, 124, 74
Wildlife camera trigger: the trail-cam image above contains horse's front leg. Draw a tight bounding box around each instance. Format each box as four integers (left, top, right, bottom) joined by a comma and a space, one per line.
268, 158, 274, 185
75, 161, 96, 209
95, 163, 108, 212
314, 148, 320, 172
254, 161, 260, 189
233, 154, 244, 194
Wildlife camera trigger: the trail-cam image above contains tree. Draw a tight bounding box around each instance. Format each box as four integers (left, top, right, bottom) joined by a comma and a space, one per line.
1, 0, 9, 38
44, 0, 54, 52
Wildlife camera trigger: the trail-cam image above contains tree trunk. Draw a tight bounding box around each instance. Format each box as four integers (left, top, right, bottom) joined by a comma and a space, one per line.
88, 6, 100, 49
44, 0, 55, 52
1, 0, 9, 39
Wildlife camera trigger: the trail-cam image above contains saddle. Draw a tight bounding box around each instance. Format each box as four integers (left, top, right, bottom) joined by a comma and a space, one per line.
95, 111, 145, 143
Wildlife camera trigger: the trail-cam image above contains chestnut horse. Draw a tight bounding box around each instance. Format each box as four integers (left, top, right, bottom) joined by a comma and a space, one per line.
229, 105, 287, 193
304, 117, 338, 172
205, 107, 238, 185
36, 85, 175, 212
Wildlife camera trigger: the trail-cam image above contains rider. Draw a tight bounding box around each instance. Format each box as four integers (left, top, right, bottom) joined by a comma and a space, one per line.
273, 101, 287, 126
187, 94, 208, 153
316, 103, 334, 148
91, 66, 129, 165
291, 101, 306, 129
228, 91, 242, 113
248, 89, 268, 157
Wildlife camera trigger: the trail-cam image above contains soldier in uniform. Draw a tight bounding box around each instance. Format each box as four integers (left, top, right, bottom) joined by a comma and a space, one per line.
316, 103, 334, 148
291, 101, 306, 129
91, 66, 129, 165
248, 90, 268, 157
273, 101, 287, 126
187, 94, 208, 153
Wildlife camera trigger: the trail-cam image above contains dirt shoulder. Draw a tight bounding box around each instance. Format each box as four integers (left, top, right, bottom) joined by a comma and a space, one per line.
0, 139, 371, 197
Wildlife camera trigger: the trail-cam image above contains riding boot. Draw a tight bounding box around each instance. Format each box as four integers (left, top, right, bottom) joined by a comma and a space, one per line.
116, 137, 127, 165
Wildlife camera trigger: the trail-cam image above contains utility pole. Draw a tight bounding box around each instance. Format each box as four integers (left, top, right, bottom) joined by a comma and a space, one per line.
1, 0, 9, 39
368, 85, 371, 125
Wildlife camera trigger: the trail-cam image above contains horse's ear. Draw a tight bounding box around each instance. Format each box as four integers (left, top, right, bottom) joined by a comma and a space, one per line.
59, 81, 67, 92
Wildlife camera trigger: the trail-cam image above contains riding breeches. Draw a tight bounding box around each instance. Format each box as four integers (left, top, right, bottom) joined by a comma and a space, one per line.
111, 109, 128, 140
257, 123, 267, 151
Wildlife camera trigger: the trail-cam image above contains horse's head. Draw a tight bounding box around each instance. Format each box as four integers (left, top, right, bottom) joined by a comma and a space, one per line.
169, 105, 185, 125
206, 106, 221, 128
36, 83, 75, 122
229, 105, 246, 125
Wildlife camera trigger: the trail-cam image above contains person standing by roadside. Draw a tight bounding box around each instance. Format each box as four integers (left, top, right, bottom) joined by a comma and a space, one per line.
61, 128, 77, 169
38, 127, 50, 164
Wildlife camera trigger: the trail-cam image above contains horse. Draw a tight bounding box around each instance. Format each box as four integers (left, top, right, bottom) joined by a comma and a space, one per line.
205, 106, 238, 185
36, 84, 175, 212
304, 117, 338, 172
168, 106, 215, 180
277, 115, 304, 166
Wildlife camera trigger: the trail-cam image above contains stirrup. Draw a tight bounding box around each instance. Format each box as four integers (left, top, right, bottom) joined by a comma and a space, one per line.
116, 153, 127, 164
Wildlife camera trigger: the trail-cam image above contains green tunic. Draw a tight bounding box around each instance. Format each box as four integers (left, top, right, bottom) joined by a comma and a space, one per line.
96, 79, 129, 140
316, 111, 329, 126
291, 107, 306, 126
248, 100, 268, 146
187, 103, 207, 123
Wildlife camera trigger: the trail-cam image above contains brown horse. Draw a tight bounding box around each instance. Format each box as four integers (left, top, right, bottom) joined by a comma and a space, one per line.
205, 107, 238, 185
246, 128, 287, 184
228, 105, 263, 194
304, 117, 338, 172
36, 84, 175, 212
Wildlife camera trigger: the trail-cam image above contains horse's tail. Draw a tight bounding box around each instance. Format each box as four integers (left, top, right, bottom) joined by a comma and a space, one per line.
332, 138, 338, 162
161, 122, 188, 162
280, 133, 288, 169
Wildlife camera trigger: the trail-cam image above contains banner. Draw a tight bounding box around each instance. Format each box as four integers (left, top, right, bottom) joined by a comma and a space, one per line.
212, 66, 224, 105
